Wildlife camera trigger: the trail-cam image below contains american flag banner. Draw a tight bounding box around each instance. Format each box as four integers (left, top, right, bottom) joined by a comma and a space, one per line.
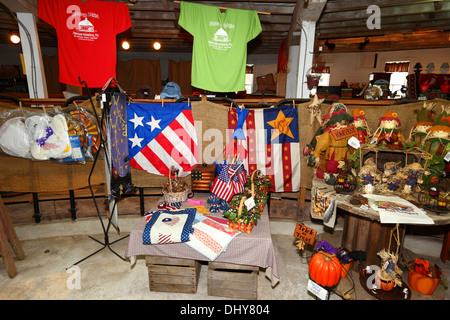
210, 163, 235, 202
127, 102, 198, 177
228, 105, 300, 192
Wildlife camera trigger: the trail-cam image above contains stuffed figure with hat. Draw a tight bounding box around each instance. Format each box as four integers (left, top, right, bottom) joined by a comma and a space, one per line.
307, 102, 357, 184
352, 108, 370, 145
408, 101, 436, 147
371, 110, 405, 150
421, 104, 450, 158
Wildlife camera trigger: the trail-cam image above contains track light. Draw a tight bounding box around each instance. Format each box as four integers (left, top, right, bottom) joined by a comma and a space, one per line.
122, 40, 130, 50
153, 41, 161, 51
10, 34, 20, 44
325, 40, 335, 50
359, 37, 370, 50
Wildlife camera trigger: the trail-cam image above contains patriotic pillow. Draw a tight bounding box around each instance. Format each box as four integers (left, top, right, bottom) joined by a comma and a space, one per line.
143, 209, 196, 245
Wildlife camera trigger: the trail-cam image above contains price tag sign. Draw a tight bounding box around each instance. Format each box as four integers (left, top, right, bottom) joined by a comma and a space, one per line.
293, 223, 317, 245
348, 136, 360, 149
307, 279, 329, 300
444, 151, 450, 162
244, 197, 255, 210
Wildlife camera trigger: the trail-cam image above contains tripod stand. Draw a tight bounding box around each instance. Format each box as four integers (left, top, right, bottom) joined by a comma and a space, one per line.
67, 78, 130, 268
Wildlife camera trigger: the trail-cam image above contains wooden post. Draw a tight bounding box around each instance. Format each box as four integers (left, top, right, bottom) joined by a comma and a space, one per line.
17, 12, 48, 99
0, 195, 25, 278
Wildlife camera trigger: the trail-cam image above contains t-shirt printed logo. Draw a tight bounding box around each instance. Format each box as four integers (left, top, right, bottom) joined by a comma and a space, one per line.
208, 21, 234, 50
66, 5, 100, 41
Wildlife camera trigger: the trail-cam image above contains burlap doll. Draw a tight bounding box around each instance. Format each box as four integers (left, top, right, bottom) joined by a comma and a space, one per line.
401, 162, 425, 195
359, 158, 381, 194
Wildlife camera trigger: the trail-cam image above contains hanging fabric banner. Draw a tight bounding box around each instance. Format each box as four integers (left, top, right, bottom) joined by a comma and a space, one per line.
109, 92, 133, 199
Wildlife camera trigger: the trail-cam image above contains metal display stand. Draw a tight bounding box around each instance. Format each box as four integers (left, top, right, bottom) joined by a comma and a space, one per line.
67, 78, 129, 268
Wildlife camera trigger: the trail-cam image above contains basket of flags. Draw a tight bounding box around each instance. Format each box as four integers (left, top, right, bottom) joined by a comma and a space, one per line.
208, 158, 247, 212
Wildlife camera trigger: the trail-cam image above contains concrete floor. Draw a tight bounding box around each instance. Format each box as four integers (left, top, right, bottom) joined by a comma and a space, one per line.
1, 213, 449, 301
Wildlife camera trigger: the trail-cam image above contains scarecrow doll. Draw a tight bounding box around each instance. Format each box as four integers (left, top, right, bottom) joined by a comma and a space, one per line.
358, 158, 381, 194
421, 105, 450, 158
401, 162, 425, 195
352, 108, 370, 145
307, 103, 356, 184
408, 101, 436, 147
372, 111, 405, 150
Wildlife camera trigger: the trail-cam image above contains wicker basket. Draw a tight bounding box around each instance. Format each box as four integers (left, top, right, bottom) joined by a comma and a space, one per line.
162, 170, 190, 203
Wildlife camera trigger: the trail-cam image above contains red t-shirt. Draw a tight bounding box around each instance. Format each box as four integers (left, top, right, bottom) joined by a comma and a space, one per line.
38, 0, 131, 87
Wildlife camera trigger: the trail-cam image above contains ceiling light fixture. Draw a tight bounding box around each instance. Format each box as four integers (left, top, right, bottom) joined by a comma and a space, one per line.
359, 37, 370, 50
122, 40, 130, 50
10, 34, 20, 44
153, 41, 161, 51
325, 40, 335, 50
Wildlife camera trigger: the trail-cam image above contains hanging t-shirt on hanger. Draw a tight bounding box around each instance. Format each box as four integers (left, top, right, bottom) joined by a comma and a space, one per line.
178, 1, 262, 93
38, 0, 131, 87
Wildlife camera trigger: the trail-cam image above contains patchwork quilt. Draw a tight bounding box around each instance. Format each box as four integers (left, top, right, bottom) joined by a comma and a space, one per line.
186, 213, 241, 261
142, 208, 196, 244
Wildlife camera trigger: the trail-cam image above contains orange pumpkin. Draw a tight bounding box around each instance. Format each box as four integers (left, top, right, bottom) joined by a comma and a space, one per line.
375, 271, 395, 291
309, 251, 342, 287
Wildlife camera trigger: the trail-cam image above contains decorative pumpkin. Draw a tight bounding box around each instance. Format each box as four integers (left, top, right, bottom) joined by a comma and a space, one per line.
309, 251, 342, 287
375, 270, 396, 291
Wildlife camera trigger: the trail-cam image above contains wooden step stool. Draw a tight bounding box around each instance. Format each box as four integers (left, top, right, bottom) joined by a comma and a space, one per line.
0, 195, 25, 278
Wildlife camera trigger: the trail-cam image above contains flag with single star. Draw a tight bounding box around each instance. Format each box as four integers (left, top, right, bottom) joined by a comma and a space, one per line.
229, 105, 300, 192
127, 102, 198, 177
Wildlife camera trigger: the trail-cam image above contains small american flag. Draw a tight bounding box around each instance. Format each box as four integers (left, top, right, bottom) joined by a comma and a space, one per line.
211, 164, 234, 202
230, 159, 246, 194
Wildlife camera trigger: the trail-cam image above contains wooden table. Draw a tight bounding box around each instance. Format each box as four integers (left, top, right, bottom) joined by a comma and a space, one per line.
312, 178, 450, 266
338, 199, 450, 266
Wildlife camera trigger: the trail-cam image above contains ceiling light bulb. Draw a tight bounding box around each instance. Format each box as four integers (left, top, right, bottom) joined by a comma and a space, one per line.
153, 41, 161, 51
10, 34, 20, 44
122, 41, 130, 50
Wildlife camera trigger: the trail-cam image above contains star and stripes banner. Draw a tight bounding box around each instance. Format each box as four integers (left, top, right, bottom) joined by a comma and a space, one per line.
228, 105, 300, 193
127, 102, 198, 177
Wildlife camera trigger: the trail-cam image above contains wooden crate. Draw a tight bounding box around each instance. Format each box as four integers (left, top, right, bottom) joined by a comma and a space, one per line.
207, 261, 259, 300
145, 255, 201, 294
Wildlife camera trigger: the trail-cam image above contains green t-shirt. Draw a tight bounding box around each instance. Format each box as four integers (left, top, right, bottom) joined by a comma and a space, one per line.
179, 1, 262, 92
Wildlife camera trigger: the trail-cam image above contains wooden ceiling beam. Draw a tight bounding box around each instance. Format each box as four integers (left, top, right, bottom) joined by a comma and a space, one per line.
0, 0, 37, 16
318, 20, 450, 39
322, 0, 445, 13
319, 1, 450, 23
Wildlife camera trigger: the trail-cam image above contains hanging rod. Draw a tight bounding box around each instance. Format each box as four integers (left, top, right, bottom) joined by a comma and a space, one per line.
173, 1, 271, 15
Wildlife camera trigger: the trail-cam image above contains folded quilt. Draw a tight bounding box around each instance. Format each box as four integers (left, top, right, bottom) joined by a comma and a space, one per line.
143, 208, 196, 245
186, 213, 240, 261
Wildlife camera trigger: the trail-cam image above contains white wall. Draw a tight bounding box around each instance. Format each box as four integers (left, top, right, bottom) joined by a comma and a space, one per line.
320, 47, 450, 86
